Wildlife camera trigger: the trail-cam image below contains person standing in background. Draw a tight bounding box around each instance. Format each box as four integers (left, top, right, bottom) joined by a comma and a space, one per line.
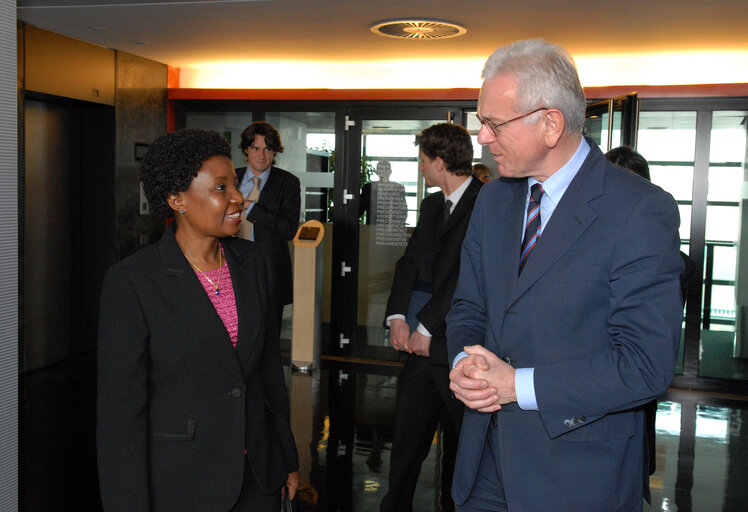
236, 121, 301, 328
381, 123, 483, 512
472, 163, 492, 183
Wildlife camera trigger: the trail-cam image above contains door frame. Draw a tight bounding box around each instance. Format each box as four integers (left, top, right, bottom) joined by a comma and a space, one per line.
333, 103, 475, 360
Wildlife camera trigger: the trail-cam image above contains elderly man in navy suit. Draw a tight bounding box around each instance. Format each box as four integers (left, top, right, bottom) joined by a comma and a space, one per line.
447, 39, 683, 512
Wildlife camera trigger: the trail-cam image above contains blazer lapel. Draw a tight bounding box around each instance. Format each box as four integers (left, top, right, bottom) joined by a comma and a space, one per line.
260, 166, 278, 197
441, 178, 482, 233
495, 182, 527, 302
509, 147, 604, 306
225, 241, 263, 371
157, 228, 245, 381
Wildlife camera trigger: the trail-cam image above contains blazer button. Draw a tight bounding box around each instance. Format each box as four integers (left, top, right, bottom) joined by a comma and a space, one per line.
230, 388, 242, 398
578, 416, 586, 423
564, 419, 573, 428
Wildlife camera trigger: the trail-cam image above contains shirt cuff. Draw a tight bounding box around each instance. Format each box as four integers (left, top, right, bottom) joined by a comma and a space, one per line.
515, 368, 538, 410
452, 351, 469, 369
416, 323, 432, 337
386, 314, 406, 327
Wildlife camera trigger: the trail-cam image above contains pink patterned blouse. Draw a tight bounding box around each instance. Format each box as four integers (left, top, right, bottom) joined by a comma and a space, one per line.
192, 247, 238, 348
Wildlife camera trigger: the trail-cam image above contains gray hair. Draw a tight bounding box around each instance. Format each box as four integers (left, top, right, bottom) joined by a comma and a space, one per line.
482, 39, 586, 134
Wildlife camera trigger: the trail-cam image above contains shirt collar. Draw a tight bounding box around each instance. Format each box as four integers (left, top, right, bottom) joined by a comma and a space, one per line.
245, 165, 271, 185
528, 137, 589, 206
445, 175, 473, 210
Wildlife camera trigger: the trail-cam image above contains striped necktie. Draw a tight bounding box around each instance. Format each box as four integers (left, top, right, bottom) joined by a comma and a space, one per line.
519, 183, 543, 274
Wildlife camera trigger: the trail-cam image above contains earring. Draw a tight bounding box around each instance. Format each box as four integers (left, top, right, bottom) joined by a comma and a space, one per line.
179, 210, 184, 214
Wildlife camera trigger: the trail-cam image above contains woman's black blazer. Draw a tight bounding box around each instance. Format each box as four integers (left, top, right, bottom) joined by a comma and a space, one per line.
96, 226, 298, 511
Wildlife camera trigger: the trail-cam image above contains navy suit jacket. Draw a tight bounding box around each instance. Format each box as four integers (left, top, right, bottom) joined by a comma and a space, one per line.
236, 165, 301, 305
446, 140, 683, 511
97, 227, 298, 511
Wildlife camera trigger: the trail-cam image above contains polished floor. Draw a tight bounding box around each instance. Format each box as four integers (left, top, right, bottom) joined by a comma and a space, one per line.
18, 358, 748, 511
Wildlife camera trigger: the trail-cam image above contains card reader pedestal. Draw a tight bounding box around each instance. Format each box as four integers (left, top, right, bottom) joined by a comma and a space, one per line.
291, 220, 324, 370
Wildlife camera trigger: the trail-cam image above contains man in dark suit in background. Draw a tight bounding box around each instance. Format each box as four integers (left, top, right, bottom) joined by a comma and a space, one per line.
380, 123, 483, 512
447, 39, 684, 511
237, 121, 301, 327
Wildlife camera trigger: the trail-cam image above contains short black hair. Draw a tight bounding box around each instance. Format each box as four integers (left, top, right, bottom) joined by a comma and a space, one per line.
239, 121, 284, 156
140, 129, 232, 217
415, 123, 474, 176
605, 146, 651, 181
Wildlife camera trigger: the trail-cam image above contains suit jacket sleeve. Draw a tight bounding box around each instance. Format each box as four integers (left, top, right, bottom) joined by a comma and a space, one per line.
97, 265, 151, 511
533, 189, 683, 438
416, 265, 461, 336
385, 197, 433, 319
246, 171, 301, 241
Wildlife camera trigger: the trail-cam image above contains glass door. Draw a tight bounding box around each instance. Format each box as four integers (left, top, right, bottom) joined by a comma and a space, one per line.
334, 106, 465, 360
584, 93, 638, 152
636, 101, 748, 389
703, 110, 748, 380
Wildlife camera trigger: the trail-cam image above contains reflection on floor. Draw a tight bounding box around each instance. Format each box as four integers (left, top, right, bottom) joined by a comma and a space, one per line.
19, 359, 748, 511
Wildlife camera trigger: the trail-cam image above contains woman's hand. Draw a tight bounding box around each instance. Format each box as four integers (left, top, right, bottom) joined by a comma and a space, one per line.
282, 470, 301, 501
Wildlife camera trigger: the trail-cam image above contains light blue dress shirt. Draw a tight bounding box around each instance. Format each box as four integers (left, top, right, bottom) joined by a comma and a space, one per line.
239, 166, 271, 241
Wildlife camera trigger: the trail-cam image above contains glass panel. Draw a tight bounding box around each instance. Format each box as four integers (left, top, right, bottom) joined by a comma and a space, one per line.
702, 110, 748, 380
707, 164, 742, 202
705, 205, 739, 242
266, 112, 336, 223
637, 111, 698, 161
583, 107, 622, 153
583, 110, 609, 151
637, 111, 698, 377
357, 119, 443, 349
677, 205, 693, 243
713, 245, 737, 281
185, 111, 252, 164
649, 165, 694, 202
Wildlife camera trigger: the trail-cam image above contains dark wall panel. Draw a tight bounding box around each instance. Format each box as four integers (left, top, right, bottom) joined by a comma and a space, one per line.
23, 99, 75, 371
114, 51, 168, 259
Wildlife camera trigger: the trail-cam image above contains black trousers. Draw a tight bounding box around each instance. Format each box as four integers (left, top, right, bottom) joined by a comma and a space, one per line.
380, 354, 464, 512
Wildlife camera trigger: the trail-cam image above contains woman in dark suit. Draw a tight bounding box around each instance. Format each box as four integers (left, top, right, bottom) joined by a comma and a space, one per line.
97, 129, 299, 511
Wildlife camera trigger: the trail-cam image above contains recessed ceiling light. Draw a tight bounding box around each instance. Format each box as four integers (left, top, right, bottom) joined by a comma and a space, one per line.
371, 19, 466, 40
88, 26, 106, 32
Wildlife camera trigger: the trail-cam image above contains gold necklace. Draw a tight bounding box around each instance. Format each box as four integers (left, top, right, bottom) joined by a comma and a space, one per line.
183, 244, 223, 296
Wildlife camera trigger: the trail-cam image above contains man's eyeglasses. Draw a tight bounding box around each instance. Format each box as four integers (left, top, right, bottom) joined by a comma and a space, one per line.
248, 145, 274, 154
476, 107, 548, 137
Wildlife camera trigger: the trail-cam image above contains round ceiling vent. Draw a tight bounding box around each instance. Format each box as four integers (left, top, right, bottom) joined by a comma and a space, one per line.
371, 19, 467, 40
